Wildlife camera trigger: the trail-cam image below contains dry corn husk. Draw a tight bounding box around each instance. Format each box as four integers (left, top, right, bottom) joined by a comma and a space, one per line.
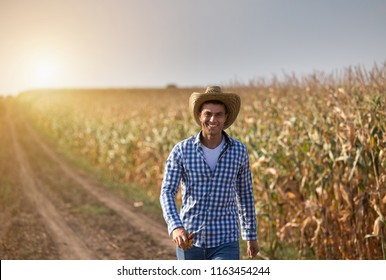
372, 217, 384, 237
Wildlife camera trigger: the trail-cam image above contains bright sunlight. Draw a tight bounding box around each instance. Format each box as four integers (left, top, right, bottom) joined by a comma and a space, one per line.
33, 59, 57, 87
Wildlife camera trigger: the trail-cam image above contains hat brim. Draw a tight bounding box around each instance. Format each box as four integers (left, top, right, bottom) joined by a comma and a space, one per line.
189, 92, 241, 129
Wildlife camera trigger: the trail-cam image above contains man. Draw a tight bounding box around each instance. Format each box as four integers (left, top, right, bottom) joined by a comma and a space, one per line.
160, 86, 259, 260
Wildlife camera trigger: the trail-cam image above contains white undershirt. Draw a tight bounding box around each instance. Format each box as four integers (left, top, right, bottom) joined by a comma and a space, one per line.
201, 138, 226, 171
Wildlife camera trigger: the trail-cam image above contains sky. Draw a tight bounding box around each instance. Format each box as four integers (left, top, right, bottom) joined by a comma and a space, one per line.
0, 0, 385, 95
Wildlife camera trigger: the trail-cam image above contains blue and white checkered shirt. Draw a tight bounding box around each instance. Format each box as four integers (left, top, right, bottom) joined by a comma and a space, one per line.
160, 131, 257, 248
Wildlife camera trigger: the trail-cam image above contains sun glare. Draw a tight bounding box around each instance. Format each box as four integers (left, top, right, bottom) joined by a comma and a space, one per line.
34, 60, 57, 87
36, 61, 54, 79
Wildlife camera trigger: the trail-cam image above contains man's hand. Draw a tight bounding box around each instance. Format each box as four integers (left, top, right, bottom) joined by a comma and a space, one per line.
247, 240, 260, 258
172, 227, 194, 250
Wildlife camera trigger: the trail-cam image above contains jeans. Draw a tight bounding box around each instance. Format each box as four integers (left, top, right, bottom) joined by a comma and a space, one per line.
176, 241, 240, 260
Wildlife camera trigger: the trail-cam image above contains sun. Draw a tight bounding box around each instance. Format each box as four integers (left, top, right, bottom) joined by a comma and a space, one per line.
34, 60, 57, 87
36, 61, 54, 80
21, 50, 64, 90
28, 52, 62, 88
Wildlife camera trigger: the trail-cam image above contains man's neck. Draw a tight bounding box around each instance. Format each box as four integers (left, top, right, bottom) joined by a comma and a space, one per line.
200, 131, 223, 149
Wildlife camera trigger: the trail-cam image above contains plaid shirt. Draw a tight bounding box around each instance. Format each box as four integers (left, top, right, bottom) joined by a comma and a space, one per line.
160, 131, 257, 248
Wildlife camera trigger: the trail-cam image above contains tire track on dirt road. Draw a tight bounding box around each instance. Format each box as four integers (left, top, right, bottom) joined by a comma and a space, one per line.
20, 113, 175, 255
7, 110, 94, 259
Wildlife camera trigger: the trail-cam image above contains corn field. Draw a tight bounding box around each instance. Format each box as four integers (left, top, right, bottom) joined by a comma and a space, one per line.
16, 63, 386, 259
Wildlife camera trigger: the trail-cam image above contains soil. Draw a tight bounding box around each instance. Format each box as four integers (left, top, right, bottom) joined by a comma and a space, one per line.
0, 101, 175, 260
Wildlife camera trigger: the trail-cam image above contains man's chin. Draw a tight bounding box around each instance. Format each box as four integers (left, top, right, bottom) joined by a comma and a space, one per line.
208, 129, 222, 136
202, 125, 223, 136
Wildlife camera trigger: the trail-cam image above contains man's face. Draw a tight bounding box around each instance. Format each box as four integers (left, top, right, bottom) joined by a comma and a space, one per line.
199, 103, 228, 137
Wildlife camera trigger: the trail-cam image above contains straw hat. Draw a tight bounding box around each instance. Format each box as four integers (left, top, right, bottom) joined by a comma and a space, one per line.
189, 86, 241, 129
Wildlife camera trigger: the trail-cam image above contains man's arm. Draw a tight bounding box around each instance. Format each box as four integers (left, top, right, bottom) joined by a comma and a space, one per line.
237, 148, 260, 257
159, 146, 184, 235
236, 146, 258, 242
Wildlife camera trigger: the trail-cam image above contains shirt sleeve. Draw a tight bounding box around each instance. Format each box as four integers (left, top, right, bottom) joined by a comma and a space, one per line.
159, 145, 184, 235
236, 146, 258, 241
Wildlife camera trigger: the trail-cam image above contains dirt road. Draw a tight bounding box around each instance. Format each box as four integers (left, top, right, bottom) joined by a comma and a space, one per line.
0, 101, 175, 259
